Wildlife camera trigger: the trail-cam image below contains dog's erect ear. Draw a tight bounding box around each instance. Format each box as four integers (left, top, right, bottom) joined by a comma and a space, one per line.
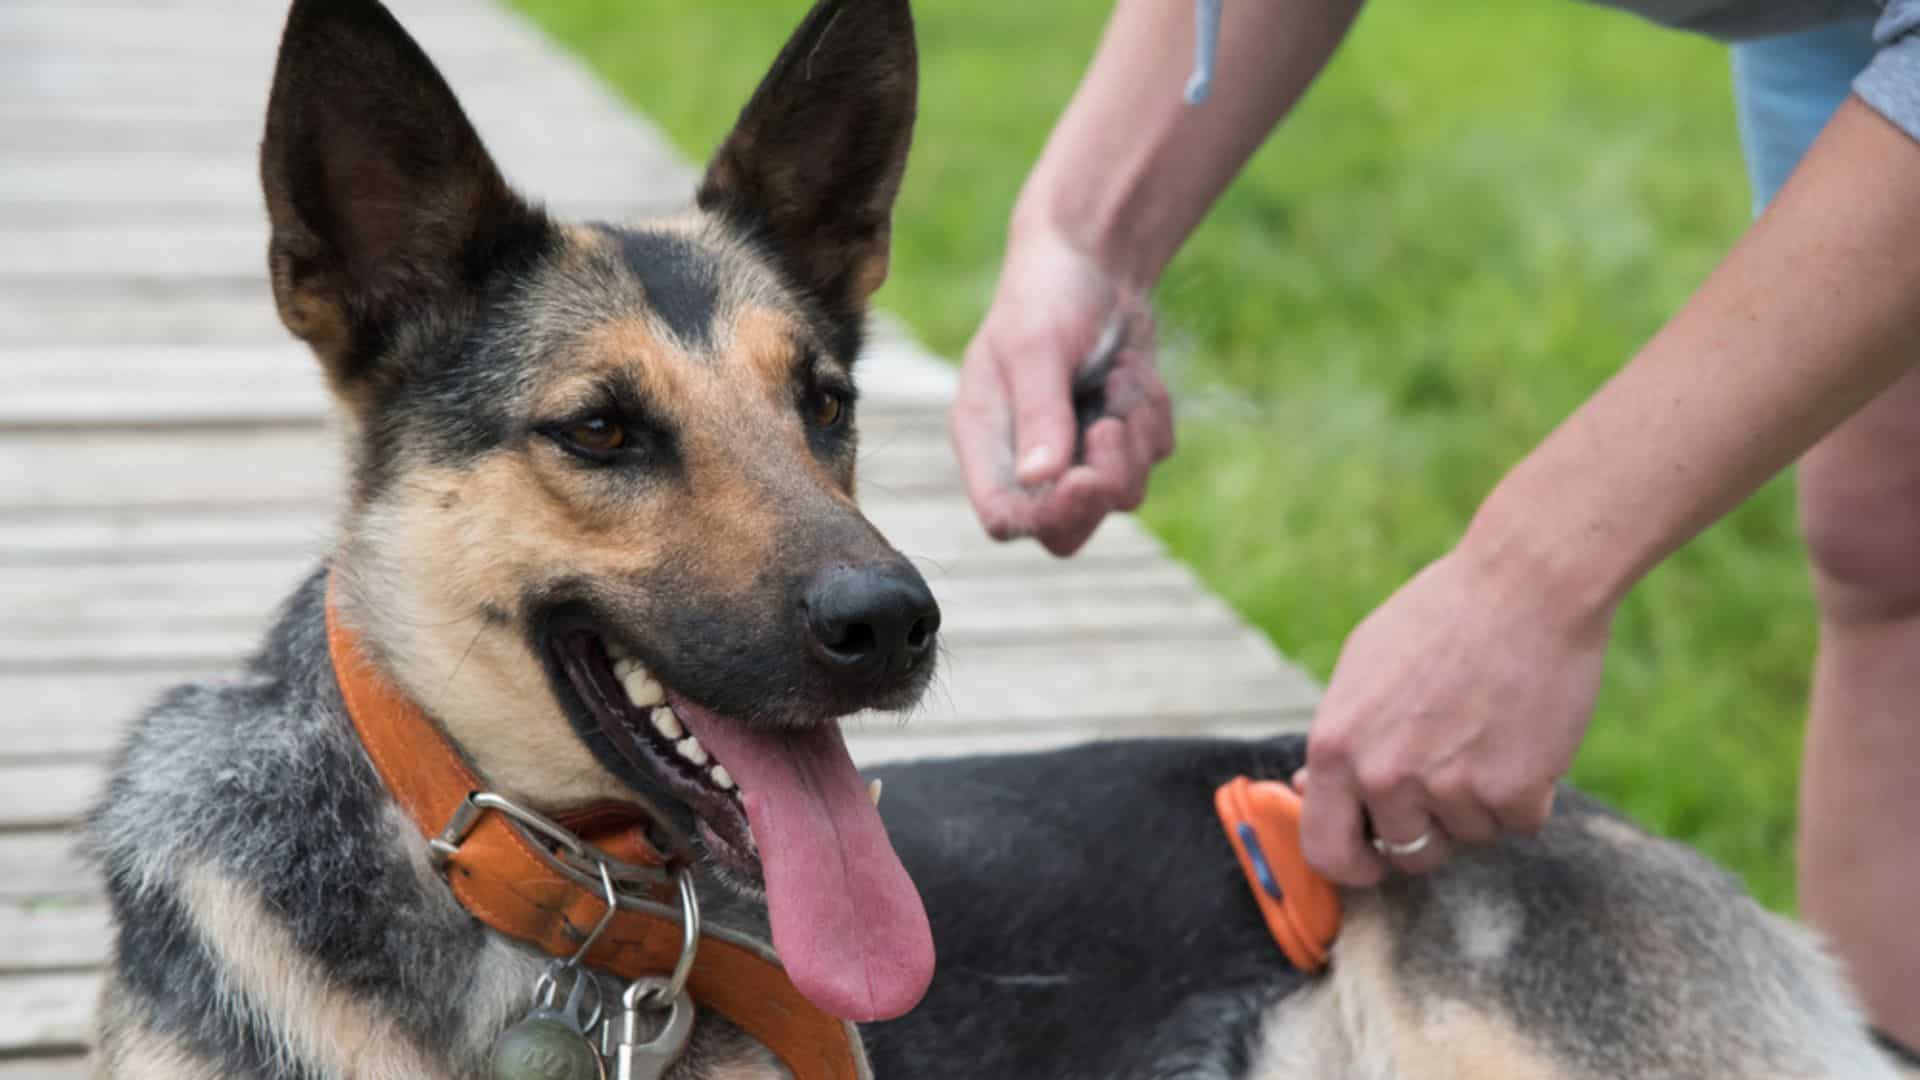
697, 0, 917, 321
260, 0, 549, 392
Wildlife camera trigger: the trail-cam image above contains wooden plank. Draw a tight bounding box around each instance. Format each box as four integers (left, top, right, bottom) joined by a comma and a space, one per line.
0, 41, 689, 144
0, 287, 961, 371
0, 201, 674, 280
0, 555, 1198, 620
0, 5, 544, 59
0, 344, 329, 426
0, 631, 1314, 766
0, 1058, 88, 1080
0, 339, 953, 426
0, 765, 102, 831
0, 671, 184, 758
0, 971, 95, 1057
0, 56, 641, 114
856, 716, 1298, 763
0, 428, 348, 510
0, 101, 373, 156
0, 556, 315, 621
0, 597, 1246, 668
56, 0, 510, 8
0, 49, 688, 212
3, 710, 1307, 833
0, 427, 969, 508
0, 496, 1160, 569
1, 721, 1309, 912
0, 13, 636, 93
2, 718, 1303, 914
0, 221, 265, 281
0, 899, 112, 971
0, 165, 662, 224
0, 560, 1240, 666
0, 505, 339, 564
0, 834, 94, 901
0, 286, 296, 347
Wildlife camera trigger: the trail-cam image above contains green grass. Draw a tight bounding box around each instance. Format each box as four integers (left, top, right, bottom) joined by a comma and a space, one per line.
515, 0, 1807, 908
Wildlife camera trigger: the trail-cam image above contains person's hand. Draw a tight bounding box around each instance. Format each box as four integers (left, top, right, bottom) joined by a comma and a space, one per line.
1298, 545, 1615, 885
950, 231, 1174, 556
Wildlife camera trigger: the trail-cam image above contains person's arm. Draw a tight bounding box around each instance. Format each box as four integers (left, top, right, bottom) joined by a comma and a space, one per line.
1301, 96, 1920, 885
1022, 0, 1364, 287
952, 0, 1364, 554
1478, 99, 1920, 619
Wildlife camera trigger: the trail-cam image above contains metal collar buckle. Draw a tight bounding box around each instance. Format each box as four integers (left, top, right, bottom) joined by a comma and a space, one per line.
426, 791, 700, 994
429, 791, 672, 882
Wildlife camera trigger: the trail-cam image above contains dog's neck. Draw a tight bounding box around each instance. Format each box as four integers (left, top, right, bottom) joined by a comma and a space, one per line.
90, 569, 550, 1072
323, 569, 873, 1080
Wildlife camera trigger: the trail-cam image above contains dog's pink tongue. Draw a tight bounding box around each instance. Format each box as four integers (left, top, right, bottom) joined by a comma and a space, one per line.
672, 702, 933, 1021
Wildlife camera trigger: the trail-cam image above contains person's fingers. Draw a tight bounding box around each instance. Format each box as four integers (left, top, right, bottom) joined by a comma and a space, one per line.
1074, 417, 1140, 509
949, 399, 1033, 542
974, 490, 1040, 543
1029, 470, 1106, 555
1487, 783, 1557, 834
1113, 415, 1156, 511
950, 344, 1048, 541
1363, 786, 1450, 876
1113, 425, 1152, 512
1426, 771, 1502, 846
1140, 373, 1176, 462
950, 419, 1022, 539
1429, 799, 1500, 848
1004, 340, 1080, 488
1104, 351, 1175, 457
1299, 753, 1388, 887
1030, 477, 1107, 556
1031, 420, 1132, 555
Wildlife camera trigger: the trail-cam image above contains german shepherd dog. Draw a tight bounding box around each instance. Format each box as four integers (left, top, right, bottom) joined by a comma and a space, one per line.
86, 0, 1915, 1076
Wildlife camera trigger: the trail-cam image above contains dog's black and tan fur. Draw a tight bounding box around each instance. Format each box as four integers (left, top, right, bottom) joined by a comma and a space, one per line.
87, 1, 1914, 1076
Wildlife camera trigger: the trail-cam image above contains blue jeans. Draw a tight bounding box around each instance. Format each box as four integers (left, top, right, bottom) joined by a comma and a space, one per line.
1731, 20, 1879, 213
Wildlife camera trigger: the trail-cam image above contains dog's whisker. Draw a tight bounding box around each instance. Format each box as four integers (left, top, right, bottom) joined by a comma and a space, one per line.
442, 621, 488, 692
902, 552, 952, 577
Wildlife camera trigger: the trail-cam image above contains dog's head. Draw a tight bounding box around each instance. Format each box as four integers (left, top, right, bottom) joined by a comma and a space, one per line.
262, 0, 931, 1020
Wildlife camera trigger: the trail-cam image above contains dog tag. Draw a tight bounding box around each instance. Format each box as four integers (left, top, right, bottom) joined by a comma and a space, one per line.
492, 966, 607, 1080
612, 977, 694, 1080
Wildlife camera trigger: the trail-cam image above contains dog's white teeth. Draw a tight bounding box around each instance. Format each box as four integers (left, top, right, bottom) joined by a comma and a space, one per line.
868, 778, 883, 807
650, 706, 683, 741
621, 668, 664, 709
709, 765, 734, 790
676, 736, 709, 767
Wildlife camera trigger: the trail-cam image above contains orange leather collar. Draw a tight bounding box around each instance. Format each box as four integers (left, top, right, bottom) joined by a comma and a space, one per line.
1215, 777, 1342, 973
324, 580, 870, 1079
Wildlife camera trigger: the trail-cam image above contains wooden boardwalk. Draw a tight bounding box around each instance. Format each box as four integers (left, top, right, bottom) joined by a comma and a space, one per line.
0, 1, 1317, 1071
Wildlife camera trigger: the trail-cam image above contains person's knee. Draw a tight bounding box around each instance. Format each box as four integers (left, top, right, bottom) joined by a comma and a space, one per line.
1800, 465, 1920, 624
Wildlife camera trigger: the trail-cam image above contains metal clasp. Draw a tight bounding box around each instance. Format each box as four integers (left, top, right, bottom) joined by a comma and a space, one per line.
429, 791, 590, 867
429, 791, 701, 987
598, 868, 702, 1063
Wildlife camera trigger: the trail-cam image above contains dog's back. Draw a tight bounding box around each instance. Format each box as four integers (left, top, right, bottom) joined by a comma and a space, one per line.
866, 736, 1903, 1079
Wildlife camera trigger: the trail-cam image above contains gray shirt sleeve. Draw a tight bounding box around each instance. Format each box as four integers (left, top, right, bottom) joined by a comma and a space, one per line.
1855, 1, 1920, 142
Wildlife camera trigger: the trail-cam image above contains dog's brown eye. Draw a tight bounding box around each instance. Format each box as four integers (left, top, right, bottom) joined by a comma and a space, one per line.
809, 392, 845, 430
566, 417, 626, 454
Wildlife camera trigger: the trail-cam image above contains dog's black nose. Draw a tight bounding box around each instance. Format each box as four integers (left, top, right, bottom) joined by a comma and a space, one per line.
804, 564, 940, 678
